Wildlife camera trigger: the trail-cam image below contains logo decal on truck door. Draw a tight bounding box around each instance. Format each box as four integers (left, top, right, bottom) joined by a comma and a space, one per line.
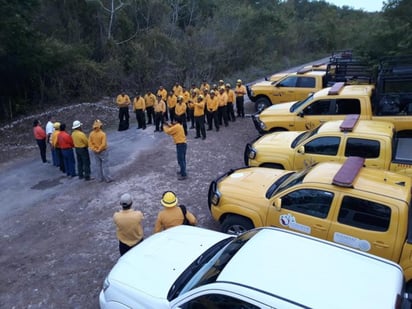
280, 214, 311, 234
333, 232, 371, 251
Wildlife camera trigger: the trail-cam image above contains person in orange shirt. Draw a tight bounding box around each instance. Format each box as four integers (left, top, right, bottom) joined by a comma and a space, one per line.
32, 119, 48, 163
57, 123, 76, 177
116, 90, 131, 131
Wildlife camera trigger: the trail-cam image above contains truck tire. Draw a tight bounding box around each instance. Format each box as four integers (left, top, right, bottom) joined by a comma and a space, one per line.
260, 163, 284, 169
255, 98, 271, 112
221, 215, 254, 235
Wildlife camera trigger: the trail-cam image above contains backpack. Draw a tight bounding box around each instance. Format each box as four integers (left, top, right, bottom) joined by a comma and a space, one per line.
179, 205, 192, 225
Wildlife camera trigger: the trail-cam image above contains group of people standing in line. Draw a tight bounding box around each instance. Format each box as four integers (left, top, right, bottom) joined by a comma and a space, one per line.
115, 79, 248, 139
32, 116, 113, 183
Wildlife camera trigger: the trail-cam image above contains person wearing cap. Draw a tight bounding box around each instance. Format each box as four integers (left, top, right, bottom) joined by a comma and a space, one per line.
51, 122, 65, 173
154, 94, 166, 132
57, 123, 76, 177
167, 90, 177, 123
174, 96, 187, 135
226, 83, 236, 122
144, 90, 156, 125
190, 83, 199, 96
235, 79, 247, 118
71, 120, 92, 181
217, 86, 229, 127
163, 120, 187, 180
132, 94, 146, 130
206, 90, 219, 131
187, 90, 197, 129
153, 191, 197, 233
116, 90, 131, 131
32, 119, 48, 164
113, 193, 144, 256
218, 79, 225, 88
194, 95, 206, 140
89, 119, 113, 183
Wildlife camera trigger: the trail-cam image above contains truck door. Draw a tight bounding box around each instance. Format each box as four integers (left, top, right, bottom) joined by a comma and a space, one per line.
294, 76, 317, 101
267, 188, 334, 240
293, 136, 343, 168
272, 76, 298, 103
327, 194, 397, 260
295, 99, 338, 130
343, 137, 385, 169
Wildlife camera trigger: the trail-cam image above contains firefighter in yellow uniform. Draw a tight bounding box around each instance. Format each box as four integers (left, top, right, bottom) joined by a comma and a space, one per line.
133, 94, 146, 130
144, 91, 157, 125
206, 90, 219, 131
226, 83, 236, 122
157, 85, 168, 120
194, 95, 206, 140
154, 94, 166, 132
235, 79, 247, 118
167, 90, 177, 123
217, 86, 229, 127
116, 91, 131, 131
174, 96, 188, 135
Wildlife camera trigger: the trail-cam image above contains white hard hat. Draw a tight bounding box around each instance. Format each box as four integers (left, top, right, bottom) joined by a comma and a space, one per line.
72, 120, 82, 129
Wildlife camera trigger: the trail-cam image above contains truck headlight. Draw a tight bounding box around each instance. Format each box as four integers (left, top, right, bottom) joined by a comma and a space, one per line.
103, 277, 110, 292
248, 148, 257, 159
211, 190, 221, 206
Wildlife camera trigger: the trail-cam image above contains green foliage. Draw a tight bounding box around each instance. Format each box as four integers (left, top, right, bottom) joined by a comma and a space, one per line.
1, 0, 411, 120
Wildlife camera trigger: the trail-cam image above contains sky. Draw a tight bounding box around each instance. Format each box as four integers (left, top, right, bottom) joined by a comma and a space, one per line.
326, 0, 384, 12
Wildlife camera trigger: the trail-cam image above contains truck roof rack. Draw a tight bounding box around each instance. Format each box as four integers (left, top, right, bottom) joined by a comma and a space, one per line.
332, 157, 365, 188
339, 114, 360, 132
325, 59, 374, 86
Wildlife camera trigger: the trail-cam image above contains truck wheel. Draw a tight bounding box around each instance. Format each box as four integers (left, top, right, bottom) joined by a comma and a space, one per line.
221, 215, 254, 235
255, 98, 271, 112
260, 163, 284, 169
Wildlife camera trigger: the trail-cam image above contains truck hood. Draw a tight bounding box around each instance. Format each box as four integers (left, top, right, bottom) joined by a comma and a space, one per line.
251, 80, 273, 89
104, 226, 230, 303
218, 168, 291, 201
253, 131, 301, 152
260, 102, 297, 117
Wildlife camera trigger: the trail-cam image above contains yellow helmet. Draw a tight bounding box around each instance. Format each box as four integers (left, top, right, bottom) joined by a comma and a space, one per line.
161, 191, 178, 207
53, 122, 61, 130
93, 119, 103, 128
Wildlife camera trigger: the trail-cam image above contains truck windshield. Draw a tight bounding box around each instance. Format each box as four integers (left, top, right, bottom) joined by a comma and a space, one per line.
291, 126, 320, 148
290, 93, 314, 113
266, 167, 313, 198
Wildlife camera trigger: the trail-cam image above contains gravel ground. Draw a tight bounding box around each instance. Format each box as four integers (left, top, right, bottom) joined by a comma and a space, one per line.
0, 99, 257, 308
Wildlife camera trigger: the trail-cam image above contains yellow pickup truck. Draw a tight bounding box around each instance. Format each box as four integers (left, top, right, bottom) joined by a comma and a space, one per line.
252, 82, 412, 136
245, 115, 412, 177
208, 157, 412, 285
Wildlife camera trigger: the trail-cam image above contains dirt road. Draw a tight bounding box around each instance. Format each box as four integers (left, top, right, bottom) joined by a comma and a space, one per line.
0, 102, 257, 308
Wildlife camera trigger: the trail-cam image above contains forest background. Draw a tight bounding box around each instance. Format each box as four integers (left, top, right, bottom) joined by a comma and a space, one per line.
1, 0, 411, 121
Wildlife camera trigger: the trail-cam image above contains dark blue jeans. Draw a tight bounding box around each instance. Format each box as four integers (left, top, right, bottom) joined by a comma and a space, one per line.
176, 143, 187, 176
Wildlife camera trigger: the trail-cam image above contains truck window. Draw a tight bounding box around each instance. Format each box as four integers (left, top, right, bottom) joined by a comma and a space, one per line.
304, 136, 340, 155
344, 138, 380, 158
335, 99, 361, 114
303, 100, 332, 115
277, 76, 297, 87
338, 196, 391, 232
281, 189, 333, 218
297, 77, 316, 88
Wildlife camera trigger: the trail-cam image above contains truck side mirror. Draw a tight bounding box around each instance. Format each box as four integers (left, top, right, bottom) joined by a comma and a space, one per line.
273, 198, 282, 211
297, 145, 305, 154
298, 111, 304, 118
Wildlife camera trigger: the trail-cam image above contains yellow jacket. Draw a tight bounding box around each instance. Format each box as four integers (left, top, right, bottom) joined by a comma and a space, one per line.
154, 99, 166, 113
116, 94, 131, 108
163, 122, 186, 144
144, 93, 157, 107
194, 100, 205, 116
113, 209, 144, 246
157, 88, 168, 100
154, 206, 197, 233
89, 128, 107, 153
167, 94, 177, 109
175, 102, 187, 116
173, 85, 182, 96
72, 129, 89, 148
133, 97, 145, 111
51, 130, 60, 148
206, 96, 219, 112
227, 89, 235, 103
218, 91, 228, 107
